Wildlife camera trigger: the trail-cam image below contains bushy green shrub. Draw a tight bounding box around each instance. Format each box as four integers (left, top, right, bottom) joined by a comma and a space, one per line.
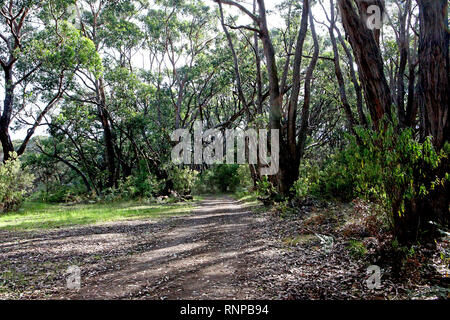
169, 167, 199, 195
123, 173, 163, 200
131, 162, 165, 198
310, 121, 449, 239
0, 152, 34, 212
212, 164, 240, 192
291, 160, 322, 200
236, 165, 253, 190
102, 163, 164, 201
256, 175, 276, 197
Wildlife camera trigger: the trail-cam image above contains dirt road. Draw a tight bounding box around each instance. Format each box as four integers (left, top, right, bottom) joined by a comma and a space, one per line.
1, 196, 384, 300
66, 196, 268, 299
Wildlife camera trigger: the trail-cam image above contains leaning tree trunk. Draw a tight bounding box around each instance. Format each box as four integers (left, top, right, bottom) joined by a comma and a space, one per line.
337, 0, 392, 128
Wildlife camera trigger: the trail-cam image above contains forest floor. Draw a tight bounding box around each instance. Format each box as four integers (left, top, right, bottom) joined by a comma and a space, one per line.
0, 196, 448, 300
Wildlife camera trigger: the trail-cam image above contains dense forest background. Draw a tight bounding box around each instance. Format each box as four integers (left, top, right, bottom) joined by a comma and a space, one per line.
0, 0, 448, 260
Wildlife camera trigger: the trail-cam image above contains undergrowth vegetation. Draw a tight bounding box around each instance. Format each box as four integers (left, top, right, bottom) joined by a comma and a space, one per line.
0, 153, 34, 213
253, 122, 449, 244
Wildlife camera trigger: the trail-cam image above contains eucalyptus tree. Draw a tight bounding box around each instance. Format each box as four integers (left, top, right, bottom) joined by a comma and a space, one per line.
0, 0, 101, 161
317, 0, 360, 134
215, 0, 321, 195
45, 0, 229, 194
142, 0, 221, 130
62, 0, 147, 188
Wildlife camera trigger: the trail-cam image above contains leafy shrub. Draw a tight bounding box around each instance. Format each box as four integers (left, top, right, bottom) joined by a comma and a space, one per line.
236, 165, 253, 191
103, 165, 164, 202
291, 160, 322, 200
0, 152, 34, 212
211, 164, 241, 192
336, 124, 446, 209
132, 163, 165, 198
169, 167, 199, 195
347, 240, 368, 259
313, 120, 449, 241
256, 175, 276, 197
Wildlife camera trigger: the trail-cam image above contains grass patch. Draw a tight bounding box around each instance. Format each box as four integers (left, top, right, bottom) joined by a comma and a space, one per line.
0, 199, 198, 231
232, 190, 259, 203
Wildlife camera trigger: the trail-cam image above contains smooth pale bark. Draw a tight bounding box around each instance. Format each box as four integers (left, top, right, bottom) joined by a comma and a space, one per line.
287, 0, 309, 159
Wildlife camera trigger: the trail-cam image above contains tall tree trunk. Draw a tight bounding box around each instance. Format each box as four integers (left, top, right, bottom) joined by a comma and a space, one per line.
218, 0, 315, 196
335, 26, 368, 128
328, 0, 358, 132
287, 0, 309, 159
254, 0, 263, 115
394, 1, 410, 127
97, 78, 116, 188
297, 10, 320, 162
256, 0, 282, 132
418, 0, 449, 150
0, 67, 15, 162
416, 0, 449, 232
255, 0, 287, 194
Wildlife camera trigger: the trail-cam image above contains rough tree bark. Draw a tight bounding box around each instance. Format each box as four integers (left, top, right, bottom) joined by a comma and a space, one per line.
0, 66, 15, 161
418, 0, 449, 151
337, 0, 392, 128
415, 0, 449, 234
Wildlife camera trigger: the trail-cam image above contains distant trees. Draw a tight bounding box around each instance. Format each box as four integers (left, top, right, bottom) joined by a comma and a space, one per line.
33, 0, 235, 195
